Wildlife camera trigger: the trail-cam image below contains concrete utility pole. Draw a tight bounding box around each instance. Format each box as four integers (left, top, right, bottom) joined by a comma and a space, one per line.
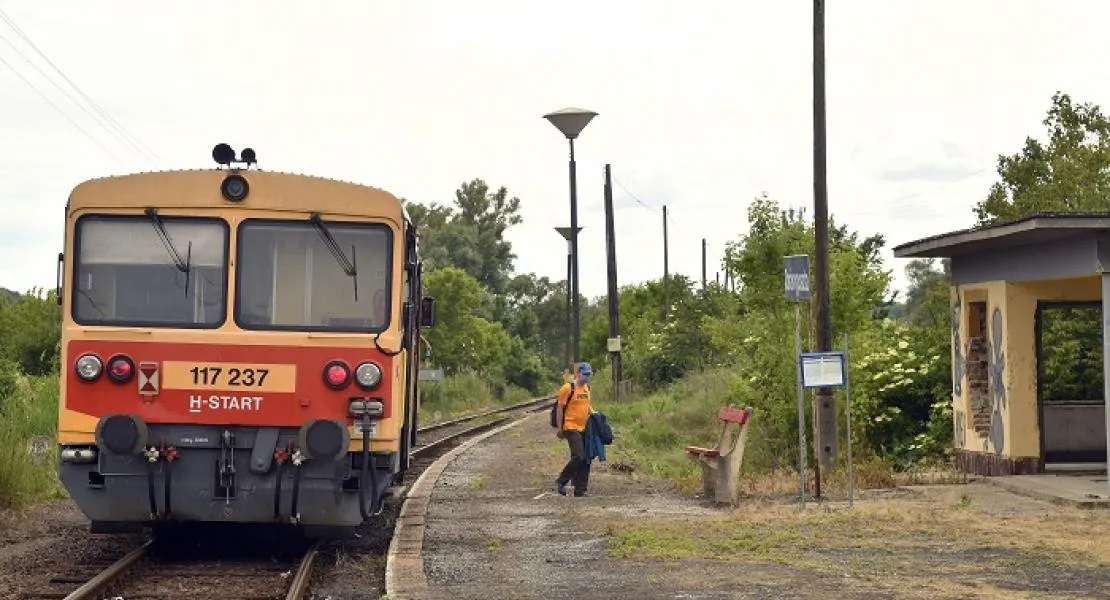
812, 0, 838, 483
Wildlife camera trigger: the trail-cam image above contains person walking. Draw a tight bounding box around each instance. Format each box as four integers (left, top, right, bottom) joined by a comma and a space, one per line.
555, 362, 593, 497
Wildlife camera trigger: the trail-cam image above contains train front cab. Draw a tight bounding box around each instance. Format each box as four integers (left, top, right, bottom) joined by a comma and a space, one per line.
55, 170, 434, 538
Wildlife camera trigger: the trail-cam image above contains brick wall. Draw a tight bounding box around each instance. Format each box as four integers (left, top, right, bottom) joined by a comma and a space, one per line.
966, 336, 991, 436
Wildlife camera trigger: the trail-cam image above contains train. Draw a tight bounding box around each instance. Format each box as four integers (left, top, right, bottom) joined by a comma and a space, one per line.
54, 144, 434, 538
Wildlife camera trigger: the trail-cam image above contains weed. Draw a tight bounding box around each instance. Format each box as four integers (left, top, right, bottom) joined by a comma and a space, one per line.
599, 366, 966, 500
0, 367, 64, 509
420, 372, 546, 421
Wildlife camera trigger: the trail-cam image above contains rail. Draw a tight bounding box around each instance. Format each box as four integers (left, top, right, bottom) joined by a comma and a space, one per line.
417, 394, 553, 433
60, 539, 152, 600
285, 541, 321, 600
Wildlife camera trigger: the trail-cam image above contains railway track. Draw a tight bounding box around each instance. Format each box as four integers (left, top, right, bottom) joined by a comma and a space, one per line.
22, 535, 319, 600
411, 394, 553, 458
22, 395, 553, 600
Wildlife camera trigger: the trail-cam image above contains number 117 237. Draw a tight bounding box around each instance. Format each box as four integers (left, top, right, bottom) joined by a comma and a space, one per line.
190, 366, 268, 387
161, 361, 296, 393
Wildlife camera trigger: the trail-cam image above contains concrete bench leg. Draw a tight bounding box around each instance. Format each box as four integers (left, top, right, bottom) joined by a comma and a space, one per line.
695, 457, 719, 499
715, 418, 751, 505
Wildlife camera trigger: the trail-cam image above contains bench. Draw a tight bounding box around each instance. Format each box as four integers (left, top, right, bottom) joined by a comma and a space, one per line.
684, 405, 754, 505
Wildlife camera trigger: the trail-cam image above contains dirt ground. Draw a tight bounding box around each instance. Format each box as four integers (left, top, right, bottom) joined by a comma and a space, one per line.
0, 499, 146, 598
419, 414, 1110, 600
5, 415, 1110, 599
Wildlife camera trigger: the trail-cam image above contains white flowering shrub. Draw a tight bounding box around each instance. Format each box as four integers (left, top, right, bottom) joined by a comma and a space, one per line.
850, 318, 952, 467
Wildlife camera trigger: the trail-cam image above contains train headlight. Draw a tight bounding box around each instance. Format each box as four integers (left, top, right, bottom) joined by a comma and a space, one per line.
354, 362, 382, 389
75, 354, 103, 382
221, 173, 249, 202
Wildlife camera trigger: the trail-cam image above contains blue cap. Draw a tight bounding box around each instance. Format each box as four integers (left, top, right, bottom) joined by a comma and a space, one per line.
578, 362, 592, 375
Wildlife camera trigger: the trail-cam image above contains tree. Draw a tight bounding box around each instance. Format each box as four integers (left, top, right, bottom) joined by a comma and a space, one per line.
452, 180, 523, 295
974, 92, 1110, 225
903, 258, 951, 331
0, 288, 60, 376
405, 179, 524, 297
711, 195, 893, 464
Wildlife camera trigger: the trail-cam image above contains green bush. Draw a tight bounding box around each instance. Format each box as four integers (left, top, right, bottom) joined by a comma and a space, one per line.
0, 368, 64, 509
419, 371, 545, 423
603, 368, 741, 490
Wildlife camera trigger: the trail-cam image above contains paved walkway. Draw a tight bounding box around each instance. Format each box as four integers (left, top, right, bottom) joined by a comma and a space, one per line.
986, 472, 1110, 508
407, 412, 741, 600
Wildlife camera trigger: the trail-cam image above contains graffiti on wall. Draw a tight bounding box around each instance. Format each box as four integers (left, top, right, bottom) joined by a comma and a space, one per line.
953, 408, 965, 448
952, 300, 963, 396
984, 307, 1007, 455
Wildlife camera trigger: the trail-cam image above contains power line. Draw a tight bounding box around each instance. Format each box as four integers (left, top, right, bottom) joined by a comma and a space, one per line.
0, 30, 134, 160
0, 52, 125, 166
611, 174, 661, 213
0, 8, 158, 164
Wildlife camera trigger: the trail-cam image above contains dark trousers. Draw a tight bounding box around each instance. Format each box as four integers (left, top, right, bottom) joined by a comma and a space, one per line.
557, 430, 591, 493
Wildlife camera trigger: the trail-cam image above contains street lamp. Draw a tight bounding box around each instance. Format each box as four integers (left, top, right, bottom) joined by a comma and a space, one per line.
554, 226, 582, 369
544, 107, 598, 364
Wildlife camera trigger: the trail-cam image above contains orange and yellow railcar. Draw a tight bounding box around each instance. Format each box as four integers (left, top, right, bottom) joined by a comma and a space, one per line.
55, 144, 434, 537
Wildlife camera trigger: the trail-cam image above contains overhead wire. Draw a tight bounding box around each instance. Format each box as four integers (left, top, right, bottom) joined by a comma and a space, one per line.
0, 8, 156, 166
610, 172, 726, 288
608, 162, 998, 291
0, 51, 126, 167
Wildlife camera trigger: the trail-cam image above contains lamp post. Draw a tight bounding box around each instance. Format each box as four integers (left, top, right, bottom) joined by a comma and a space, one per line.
554, 226, 581, 370
544, 107, 598, 365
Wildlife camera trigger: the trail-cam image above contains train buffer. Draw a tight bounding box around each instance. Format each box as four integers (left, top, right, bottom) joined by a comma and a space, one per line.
684, 405, 754, 505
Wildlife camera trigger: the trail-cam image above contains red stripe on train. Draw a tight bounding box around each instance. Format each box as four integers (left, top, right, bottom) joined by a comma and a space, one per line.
65, 340, 394, 427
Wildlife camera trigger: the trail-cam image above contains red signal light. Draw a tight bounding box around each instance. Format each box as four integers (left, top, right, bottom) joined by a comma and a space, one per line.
106, 354, 134, 384
323, 361, 351, 389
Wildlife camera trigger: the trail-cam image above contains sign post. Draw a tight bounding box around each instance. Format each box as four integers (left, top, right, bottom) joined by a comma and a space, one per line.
799, 349, 852, 505
784, 255, 811, 506
843, 332, 854, 507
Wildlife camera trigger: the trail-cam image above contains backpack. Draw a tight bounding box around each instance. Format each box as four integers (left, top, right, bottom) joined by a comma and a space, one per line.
549, 383, 574, 428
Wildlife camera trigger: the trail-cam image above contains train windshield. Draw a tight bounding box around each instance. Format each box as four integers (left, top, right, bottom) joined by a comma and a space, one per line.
71, 215, 229, 327
235, 219, 393, 332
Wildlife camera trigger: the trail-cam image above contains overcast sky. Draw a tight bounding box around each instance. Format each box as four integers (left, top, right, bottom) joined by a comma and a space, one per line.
1, 1, 1105, 301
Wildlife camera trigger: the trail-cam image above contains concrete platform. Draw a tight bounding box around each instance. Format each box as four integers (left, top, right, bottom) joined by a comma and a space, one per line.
985, 471, 1110, 509
399, 413, 808, 600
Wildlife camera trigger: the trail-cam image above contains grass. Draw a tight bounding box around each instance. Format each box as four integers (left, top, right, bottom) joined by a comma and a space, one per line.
595, 367, 968, 500
419, 371, 545, 422
0, 367, 65, 510
600, 486, 1110, 598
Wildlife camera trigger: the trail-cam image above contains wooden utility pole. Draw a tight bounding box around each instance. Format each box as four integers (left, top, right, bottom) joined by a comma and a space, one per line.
603, 165, 622, 400
701, 238, 707, 291
812, 0, 837, 490
662, 205, 669, 321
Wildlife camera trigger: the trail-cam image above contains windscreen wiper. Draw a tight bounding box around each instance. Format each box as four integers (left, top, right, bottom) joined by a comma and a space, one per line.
309, 213, 359, 301
144, 208, 192, 297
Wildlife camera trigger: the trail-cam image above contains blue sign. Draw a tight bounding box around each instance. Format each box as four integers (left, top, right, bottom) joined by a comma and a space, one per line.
799, 351, 846, 388
784, 255, 810, 302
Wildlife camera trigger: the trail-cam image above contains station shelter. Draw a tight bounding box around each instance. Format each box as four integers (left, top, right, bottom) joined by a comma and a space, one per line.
894, 214, 1110, 476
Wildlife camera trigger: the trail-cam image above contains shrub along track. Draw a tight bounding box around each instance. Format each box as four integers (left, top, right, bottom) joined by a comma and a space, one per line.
12, 395, 553, 600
